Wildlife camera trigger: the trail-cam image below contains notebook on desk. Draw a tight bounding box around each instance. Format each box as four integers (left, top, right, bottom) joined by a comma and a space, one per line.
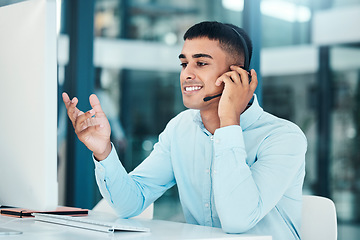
0, 206, 88, 218
32, 213, 150, 233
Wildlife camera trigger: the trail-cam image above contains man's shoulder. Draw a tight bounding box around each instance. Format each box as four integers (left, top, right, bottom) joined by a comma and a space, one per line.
259, 111, 306, 138
256, 111, 308, 159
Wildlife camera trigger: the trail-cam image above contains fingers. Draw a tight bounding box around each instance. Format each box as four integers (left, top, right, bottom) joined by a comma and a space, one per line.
62, 93, 106, 128
62, 92, 71, 107
229, 65, 251, 85
62, 92, 80, 126
62, 92, 78, 111
74, 109, 95, 133
77, 121, 104, 142
89, 94, 106, 117
215, 73, 234, 87
216, 66, 250, 87
73, 109, 105, 143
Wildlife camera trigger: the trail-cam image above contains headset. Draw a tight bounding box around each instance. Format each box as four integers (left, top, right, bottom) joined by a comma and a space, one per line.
231, 27, 250, 72
203, 27, 251, 102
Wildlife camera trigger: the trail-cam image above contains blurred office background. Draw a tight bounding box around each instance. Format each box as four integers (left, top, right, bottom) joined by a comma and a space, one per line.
17, 0, 360, 238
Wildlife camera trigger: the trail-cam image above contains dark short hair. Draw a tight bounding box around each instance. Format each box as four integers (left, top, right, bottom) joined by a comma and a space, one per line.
183, 21, 253, 66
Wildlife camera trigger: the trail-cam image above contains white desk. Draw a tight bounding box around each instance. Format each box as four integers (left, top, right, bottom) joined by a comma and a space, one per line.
0, 211, 272, 240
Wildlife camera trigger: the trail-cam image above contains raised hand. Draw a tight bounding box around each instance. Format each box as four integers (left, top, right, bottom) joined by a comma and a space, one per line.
62, 92, 112, 160
215, 66, 258, 128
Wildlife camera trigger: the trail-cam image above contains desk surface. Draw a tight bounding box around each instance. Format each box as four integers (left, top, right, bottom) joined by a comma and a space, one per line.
0, 211, 272, 240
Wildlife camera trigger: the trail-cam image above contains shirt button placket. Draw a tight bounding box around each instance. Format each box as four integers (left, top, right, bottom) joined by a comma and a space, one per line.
202, 134, 213, 227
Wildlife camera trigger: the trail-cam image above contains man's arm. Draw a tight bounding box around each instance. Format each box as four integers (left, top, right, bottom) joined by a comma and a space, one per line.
63, 92, 176, 218
94, 120, 177, 218
212, 125, 307, 233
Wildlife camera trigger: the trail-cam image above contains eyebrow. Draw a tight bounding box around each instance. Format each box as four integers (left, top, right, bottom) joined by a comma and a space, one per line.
178, 53, 213, 59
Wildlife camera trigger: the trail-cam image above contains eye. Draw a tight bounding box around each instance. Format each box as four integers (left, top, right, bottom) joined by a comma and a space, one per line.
197, 62, 207, 67
180, 63, 188, 68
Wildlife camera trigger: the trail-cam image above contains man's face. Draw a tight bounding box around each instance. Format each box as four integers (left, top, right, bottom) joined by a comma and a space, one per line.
179, 37, 231, 110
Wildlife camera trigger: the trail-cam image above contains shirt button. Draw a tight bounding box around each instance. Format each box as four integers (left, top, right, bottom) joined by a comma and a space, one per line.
210, 136, 214, 141
205, 203, 209, 208
205, 169, 210, 173
215, 139, 220, 144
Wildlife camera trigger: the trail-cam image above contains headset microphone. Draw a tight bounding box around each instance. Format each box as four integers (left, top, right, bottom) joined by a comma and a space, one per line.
203, 27, 250, 102
203, 93, 222, 102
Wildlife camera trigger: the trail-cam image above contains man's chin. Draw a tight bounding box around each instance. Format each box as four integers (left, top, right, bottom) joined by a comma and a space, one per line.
183, 100, 201, 110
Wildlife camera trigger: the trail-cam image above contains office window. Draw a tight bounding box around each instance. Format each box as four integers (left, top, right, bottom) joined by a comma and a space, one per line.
262, 73, 318, 193
95, 0, 212, 41
329, 46, 360, 223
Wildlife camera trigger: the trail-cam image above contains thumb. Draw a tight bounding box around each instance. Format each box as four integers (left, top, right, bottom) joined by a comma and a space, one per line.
89, 94, 105, 115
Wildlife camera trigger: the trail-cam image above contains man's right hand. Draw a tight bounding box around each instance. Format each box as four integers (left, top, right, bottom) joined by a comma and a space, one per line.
62, 92, 112, 161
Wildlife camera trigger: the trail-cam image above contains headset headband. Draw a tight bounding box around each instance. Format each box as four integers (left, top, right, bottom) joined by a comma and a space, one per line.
230, 27, 250, 71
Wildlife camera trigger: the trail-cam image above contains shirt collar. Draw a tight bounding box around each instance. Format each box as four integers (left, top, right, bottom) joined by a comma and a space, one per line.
193, 110, 212, 136
193, 94, 263, 132
239, 94, 263, 130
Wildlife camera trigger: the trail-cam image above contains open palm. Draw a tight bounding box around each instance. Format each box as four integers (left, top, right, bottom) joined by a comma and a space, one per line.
63, 93, 111, 158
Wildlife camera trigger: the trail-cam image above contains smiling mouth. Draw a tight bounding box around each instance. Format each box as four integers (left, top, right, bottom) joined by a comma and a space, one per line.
184, 86, 202, 93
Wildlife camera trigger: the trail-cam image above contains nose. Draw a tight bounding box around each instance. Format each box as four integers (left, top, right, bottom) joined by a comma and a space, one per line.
181, 65, 196, 80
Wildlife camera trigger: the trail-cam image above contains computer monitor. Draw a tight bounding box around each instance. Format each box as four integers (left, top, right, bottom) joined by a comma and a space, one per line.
0, 0, 58, 210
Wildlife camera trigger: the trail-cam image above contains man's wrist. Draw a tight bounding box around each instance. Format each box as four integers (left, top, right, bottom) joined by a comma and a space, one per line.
94, 142, 112, 161
220, 116, 240, 128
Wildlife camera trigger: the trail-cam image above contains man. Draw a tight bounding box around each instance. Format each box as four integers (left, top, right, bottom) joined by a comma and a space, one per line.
63, 21, 306, 240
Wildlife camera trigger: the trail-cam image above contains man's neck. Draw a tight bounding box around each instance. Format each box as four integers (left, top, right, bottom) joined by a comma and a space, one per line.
200, 109, 221, 135
199, 104, 252, 135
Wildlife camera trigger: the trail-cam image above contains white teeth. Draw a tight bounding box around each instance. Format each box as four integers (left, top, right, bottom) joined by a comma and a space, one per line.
185, 86, 201, 91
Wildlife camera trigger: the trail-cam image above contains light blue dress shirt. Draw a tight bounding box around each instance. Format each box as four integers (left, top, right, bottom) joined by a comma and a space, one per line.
94, 95, 307, 240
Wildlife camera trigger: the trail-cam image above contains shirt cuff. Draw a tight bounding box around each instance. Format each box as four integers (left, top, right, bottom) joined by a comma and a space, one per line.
213, 125, 246, 153
93, 143, 126, 179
